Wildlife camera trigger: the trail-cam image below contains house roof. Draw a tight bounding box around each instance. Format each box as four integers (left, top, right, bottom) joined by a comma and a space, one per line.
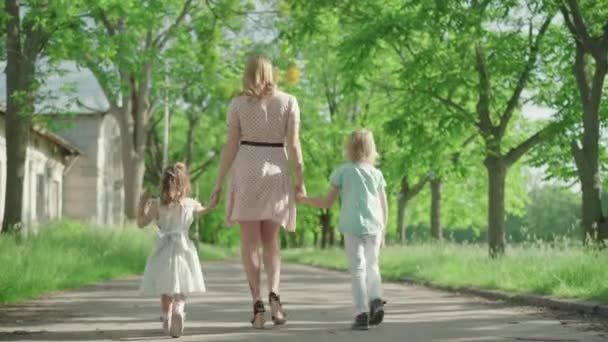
0, 104, 81, 156
0, 60, 110, 114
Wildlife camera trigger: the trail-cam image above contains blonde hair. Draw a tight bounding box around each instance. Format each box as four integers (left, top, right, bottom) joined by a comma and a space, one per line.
346, 129, 378, 164
160, 162, 191, 206
241, 55, 276, 99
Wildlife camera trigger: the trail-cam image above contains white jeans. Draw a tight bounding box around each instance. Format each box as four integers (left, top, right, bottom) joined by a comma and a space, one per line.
343, 233, 383, 315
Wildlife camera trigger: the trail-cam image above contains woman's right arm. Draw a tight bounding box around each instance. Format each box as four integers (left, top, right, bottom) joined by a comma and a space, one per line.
209, 102, 241, 208
286, 97, 305, 194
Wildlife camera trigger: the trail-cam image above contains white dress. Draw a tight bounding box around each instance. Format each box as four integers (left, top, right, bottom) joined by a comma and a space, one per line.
139, 198, 206, 296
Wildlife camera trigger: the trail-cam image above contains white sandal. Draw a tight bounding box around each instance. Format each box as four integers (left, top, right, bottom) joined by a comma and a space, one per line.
170, 301, 185, 338
160, 312, 171, 335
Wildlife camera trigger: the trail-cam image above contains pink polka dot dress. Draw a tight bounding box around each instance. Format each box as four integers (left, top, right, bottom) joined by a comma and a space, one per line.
224, 90, 300, 231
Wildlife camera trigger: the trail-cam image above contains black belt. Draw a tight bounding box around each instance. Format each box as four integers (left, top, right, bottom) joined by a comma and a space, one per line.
241, 141, 284, 148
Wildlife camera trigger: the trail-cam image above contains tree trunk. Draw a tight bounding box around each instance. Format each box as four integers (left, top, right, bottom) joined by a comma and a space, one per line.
395, 174, 429, 243
2, 0, 35, 233
123, 153, 146, 220
430, 177, 442, 241
185, 118, 196, 166
320, 209, 332, 249
485, 157, 507, 257
396, 192, 408, 244
329, 214, 336, 246
184, 109, 200, 167
288, 232, 297, 248
576, 161, 604, 241
570, 47, 607, 243
320, 211, 327, 249
561, 0, 608, 244
116, 65, 153, 219
118, 108, 146, 219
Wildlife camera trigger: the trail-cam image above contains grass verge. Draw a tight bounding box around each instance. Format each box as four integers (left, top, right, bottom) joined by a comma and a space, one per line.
0, 220, 234, 305
283, 243, 608, 304
197, 242, 237, 261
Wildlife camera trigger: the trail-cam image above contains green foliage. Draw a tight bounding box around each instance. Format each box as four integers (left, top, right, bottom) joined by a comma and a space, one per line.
6, 1, 600, 247
284, 243, 608, 303
507, 185, 581, 242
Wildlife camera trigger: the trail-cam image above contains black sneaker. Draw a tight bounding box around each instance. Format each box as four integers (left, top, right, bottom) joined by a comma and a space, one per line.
351, 313, 369, 331
369, 299, 385, 326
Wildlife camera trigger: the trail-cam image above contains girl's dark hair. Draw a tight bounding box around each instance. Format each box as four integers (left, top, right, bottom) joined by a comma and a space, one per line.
160, 162, 191, 205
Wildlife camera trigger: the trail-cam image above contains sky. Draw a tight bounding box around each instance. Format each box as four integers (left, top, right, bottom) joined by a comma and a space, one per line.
0, 60, 110, 114
0, 60, 557, 121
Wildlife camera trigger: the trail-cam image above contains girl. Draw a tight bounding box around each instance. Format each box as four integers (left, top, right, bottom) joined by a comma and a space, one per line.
297, 129, 388, 331
137, 162, 208, 338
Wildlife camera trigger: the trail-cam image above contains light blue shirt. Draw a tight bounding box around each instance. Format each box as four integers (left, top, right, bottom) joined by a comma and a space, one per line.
330, 163, 386, 236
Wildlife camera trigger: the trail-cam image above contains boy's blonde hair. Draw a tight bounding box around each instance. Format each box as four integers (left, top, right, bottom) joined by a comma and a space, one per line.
241, 55, 276, 99
160, 162, 191, 206
346, 129, 378, 164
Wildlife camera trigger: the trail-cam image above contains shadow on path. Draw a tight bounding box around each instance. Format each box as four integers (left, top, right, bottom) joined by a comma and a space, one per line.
0, 261, 606, 342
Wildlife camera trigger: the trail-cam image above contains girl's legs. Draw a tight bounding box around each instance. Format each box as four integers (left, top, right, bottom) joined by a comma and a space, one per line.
161, 294, 174, 313
260, 220, 281, 295
170, 293, 186, 337
172, 293, 186, 314
239, 221, 263, 302
160, 294, 173, 333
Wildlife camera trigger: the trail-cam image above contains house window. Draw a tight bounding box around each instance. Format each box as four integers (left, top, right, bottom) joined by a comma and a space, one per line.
49, 180, 59, 219
36, 174, 46, 222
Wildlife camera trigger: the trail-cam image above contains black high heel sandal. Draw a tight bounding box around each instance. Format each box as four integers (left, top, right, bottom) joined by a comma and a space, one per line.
251, 300, 265, 329
269, 292, 287, 326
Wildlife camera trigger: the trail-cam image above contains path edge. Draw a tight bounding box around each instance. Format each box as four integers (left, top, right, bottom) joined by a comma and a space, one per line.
287, 262, 608, 318
399, 277, 608, 318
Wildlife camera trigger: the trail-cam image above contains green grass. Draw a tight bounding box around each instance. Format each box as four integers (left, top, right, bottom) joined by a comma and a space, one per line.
198, 242, 237, 261
0, 220, 234, 305
283, 243, 608, 304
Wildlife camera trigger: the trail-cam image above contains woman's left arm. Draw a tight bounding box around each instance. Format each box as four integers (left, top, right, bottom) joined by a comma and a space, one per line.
286, 97, 305, 195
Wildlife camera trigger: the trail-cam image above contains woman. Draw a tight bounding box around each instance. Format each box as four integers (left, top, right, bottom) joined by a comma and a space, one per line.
208, 55, 305, 329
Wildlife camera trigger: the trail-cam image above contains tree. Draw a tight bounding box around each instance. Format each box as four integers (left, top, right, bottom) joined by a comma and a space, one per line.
283, 1, 483, 244
430, 1, 560, 256
560, 0, 608, 242
2, 0, 82, 232
279, 11, 369, 247
71, 0, 239, 219
144, 9, 240, 187
286, 0, 561, 256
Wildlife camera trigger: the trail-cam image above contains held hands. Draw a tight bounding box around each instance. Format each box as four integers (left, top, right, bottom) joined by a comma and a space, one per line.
140, 190, 153, 203
136, 191, 155, 229
207, 184, 222, 209
295, 181, 307, 202
138, 191, 153, 211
